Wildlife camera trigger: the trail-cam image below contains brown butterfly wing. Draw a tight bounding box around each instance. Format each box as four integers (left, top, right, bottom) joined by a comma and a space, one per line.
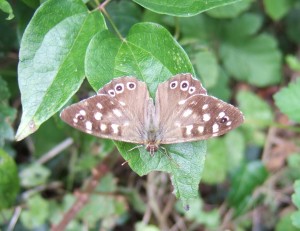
61, 77, 151, 144
155, 74, 244, 144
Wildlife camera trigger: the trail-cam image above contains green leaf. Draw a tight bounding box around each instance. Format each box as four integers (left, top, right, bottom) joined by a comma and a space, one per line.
287, 154, 300, 180
221, 14, 282, 87
106, 0, 142, 36
227, 161, 268, 207
292, 180, 300, 208
20, 163, 50, 187
133, 0, 244, 17
20, 195, 49, 229
135, 222, 160, 231
194, 50, 219, 88
264, 0, 295, 21
208, 67, 231, 101
237, 90, 273, 145
176, 197, 220, 227
206, 0, 253, 18
0, 0, 14, 20
86, 22, 205, 205
286, 55, 300, 71
277, 213, 300, 231
0, 149, 19, 209
274, 79, 300, 123
16, 0, 106, 141
202, 139, 227, 184
285, 8, 300, 44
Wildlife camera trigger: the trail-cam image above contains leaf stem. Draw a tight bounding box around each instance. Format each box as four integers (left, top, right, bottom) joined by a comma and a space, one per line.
97, 0, 124, 41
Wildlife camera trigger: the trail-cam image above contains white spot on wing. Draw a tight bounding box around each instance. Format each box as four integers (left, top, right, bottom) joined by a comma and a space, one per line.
100, 124, 107, 131
183, 109, 193, 117
186, 125, 193, 135
86, 121, 92, 130
79, 110, 86, 116
94, 112, 102, 120
111, 124, 119, 134
113, 109, 122, 117
178, 100, 186, 105
73, 118, 78, 123
226, 121, 232, 126
202, 104, 208, 110
198, 126, 204, 133
119, 101, 126, 106
97, 103, 103, 109
218, 112, 225, 118
212, 123, 219, 133
203, 114, 211, 121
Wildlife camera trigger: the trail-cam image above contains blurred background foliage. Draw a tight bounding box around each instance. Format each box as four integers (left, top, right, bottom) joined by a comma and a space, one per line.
1, 0, 300, 230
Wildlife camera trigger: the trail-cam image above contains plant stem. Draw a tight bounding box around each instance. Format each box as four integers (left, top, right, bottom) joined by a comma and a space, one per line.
97, 0, 124, 41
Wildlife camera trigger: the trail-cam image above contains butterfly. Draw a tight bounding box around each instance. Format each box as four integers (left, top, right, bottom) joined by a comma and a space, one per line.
60, 73, 244, 155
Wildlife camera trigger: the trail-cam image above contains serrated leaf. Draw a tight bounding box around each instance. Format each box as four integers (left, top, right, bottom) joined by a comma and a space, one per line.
86, 22, 205, 205
16, 0, 106, 141
0, 0, 14, 20
20, 195, 49, 229
0, 149, 19, 209
274, 79, 300, 122
221, 14, 282, 87
206, 0, 253, 18
227, 161, 268, 207
133, 0, 244, 17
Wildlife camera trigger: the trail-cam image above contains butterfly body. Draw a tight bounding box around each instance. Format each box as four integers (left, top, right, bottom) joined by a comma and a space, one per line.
60, 74, 244, 155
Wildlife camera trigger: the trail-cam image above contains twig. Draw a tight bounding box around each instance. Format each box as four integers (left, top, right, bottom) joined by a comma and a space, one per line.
37, 138, 74, 164
7, 206, 22, 231
51, 162, 109, 231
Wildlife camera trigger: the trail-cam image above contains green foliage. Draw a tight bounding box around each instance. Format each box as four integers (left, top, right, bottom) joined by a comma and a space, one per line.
291, 180, 300, 228
133, 0, 243, 16
227, 161, 268, 211
274, 79, 300, 122
0, 0, 14, 20
0, 149, 19, 209
16, 0, 106, 140
1, 0, 300, 229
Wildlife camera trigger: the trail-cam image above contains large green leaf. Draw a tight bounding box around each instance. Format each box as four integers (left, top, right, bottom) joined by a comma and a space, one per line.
86, 22, 206, 206
228, 161, 268, 208
221, 13, 282, 87
133, 0, 244, 17
16, 0, 106, 141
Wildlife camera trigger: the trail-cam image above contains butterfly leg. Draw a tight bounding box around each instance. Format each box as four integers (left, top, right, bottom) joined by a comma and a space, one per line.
128, 144, 144, 152
159, 146, 180, 168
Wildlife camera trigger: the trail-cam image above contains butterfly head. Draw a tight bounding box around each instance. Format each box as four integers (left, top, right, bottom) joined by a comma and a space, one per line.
145, 141, 160, 156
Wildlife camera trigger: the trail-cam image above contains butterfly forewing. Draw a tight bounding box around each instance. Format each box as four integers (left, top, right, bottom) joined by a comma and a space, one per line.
60, 77, 150, 144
